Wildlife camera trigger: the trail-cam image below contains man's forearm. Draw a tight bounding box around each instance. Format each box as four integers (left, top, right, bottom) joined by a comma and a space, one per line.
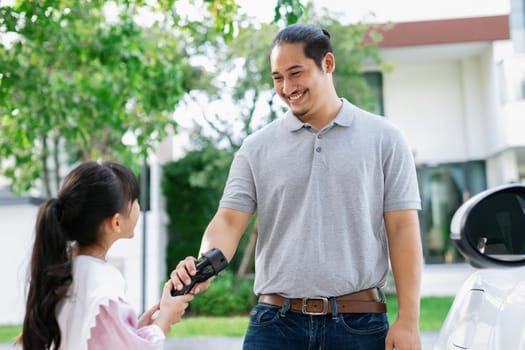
199, 208, 253, 262
385, 210, 423, 323
391, 236, 422, 323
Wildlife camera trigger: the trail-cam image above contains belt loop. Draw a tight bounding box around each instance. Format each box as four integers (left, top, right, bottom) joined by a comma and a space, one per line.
378, 287, 386, 303
330, 297, 338, 320
279, 298, 291, 316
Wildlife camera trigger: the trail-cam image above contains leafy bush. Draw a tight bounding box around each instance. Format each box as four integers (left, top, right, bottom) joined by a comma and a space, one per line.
161, 146, 233, 272
188, 271, 256, 316
161, 145, 256, 275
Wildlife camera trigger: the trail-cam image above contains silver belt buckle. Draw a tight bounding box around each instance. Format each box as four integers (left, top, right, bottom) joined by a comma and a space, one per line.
302, 297, 329, 315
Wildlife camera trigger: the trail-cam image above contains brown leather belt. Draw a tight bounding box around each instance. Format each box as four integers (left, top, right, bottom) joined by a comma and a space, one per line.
258, 288, 386, 315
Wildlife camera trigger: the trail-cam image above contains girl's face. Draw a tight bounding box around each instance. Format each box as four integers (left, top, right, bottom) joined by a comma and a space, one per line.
120, 199, 140, 238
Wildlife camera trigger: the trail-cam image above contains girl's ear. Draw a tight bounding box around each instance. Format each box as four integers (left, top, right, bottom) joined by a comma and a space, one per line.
107, 213, 121, 234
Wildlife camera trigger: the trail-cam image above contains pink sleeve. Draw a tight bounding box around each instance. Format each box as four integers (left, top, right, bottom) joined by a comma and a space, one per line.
87, 298, 165, 350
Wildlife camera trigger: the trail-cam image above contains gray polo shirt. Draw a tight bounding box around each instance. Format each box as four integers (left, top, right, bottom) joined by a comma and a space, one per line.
220, 99, 421, 298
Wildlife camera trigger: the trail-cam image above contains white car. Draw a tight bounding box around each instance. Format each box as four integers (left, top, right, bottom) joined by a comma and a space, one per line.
434, 184, 525, 349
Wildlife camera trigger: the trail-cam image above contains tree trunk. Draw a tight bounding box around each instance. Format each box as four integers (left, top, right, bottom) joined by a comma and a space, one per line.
53, 136, 60, 194
41, 135, 52, 198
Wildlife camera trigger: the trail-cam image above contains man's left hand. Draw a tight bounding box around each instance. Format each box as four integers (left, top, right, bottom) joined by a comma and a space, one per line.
385, 318, 421, 350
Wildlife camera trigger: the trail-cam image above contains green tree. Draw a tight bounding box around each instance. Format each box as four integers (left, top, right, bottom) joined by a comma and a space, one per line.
162, 144, 234, 272
0, 0, 304, 197
319, 15, 388, 112
0, 1, 188, 195
184, 19, 282, 151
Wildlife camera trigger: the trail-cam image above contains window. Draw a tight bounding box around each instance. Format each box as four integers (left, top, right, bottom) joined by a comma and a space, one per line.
417, 161, 487, 264
362, 71, 384, 115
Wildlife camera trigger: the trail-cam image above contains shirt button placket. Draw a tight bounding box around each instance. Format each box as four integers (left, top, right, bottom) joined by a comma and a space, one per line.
316, 133, 322, 153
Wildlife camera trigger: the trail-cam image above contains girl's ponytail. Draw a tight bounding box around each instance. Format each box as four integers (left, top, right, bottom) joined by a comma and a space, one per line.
20, 198, 72, 349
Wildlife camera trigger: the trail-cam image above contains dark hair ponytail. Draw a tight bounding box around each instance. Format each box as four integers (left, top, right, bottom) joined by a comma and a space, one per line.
21, 198, 72, 349
19, 160, 139, 349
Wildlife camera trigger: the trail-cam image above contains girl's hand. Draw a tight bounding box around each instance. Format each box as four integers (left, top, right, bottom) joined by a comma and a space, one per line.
153, 280, 194, 334
138, 301, 160, 328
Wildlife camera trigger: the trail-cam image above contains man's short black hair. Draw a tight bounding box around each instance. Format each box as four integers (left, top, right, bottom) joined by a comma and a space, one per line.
270, 24, 333, 71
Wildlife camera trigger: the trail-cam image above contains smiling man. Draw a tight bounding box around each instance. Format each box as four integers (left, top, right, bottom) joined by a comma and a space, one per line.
270, 29, 340, 128
172, 23, 423, 350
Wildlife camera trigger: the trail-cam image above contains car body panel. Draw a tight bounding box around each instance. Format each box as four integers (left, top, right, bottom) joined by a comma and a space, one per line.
434, 264, 525, 349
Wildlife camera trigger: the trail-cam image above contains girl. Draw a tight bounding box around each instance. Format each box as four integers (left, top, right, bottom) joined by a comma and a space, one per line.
19, 160, 193, 349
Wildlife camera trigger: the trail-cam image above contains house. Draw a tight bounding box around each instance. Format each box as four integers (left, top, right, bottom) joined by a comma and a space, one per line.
374, 14, 525, 263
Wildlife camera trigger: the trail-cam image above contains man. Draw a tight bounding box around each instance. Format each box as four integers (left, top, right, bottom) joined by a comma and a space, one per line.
172, 23, 422, 350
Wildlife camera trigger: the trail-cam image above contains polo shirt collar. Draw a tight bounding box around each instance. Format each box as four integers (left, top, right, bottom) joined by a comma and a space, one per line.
333, 98, 354, 128
284, 111, 305, 131
283, 98, 355, 131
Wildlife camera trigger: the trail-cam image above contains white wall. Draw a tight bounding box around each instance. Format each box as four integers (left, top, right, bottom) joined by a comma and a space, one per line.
486, 149, 521, 186
383, 60, 467, 163
482, 41, 525, 186
484, 41, 513, 156
380, 41, 523, 171
0, 204, 38, 325
502, 101, 525, 147
459, 55, 489, 160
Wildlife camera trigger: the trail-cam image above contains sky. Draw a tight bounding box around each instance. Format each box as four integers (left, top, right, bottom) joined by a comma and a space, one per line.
236, 0, 510, 24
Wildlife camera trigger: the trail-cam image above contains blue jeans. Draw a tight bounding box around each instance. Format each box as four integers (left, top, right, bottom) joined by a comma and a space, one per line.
242, 303, 388, 350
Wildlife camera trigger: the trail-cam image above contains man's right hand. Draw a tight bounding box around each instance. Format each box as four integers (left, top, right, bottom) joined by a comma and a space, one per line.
169, 256, 211, 295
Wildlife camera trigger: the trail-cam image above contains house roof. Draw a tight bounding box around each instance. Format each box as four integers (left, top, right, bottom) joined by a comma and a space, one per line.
377, 15, 510, 48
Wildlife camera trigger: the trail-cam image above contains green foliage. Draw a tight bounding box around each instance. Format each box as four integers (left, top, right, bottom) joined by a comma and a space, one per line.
0, 324, 20, 344
0, 0, 301, 196
203, 0, 239, 41
329, 21, 384, 111
274, 0, 305, 25
419, 296, 455, 331
0, 1, 191, 195
188, 271, 256, 316
161, 145, 233, 272
168, 315, 249, 337
386, 295, 454, 331
223, 21, 277, 104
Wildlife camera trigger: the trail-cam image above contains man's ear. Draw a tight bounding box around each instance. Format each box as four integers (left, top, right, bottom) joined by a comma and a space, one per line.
323, 52, 335, 73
